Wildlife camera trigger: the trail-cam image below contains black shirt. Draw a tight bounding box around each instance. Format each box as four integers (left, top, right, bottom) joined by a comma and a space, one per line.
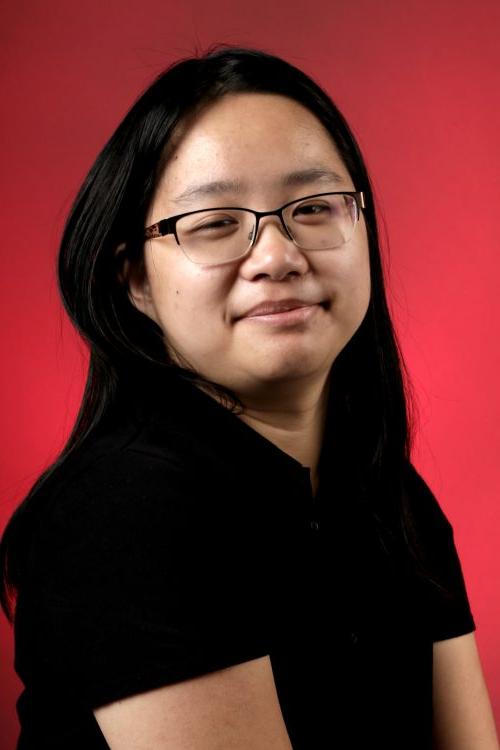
13, 369, 476, 748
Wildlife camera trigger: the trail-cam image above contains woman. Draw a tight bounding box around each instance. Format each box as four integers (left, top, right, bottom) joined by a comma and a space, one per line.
1, 45, 498, 750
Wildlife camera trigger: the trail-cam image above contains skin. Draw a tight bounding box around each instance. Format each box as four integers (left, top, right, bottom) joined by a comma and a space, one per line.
121, 92, 371, 495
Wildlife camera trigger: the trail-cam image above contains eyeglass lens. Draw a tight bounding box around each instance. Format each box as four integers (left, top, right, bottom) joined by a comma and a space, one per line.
175, 194, 359, 264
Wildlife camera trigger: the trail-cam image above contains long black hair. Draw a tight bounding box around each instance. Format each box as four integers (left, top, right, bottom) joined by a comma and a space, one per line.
1, 43, 446, 624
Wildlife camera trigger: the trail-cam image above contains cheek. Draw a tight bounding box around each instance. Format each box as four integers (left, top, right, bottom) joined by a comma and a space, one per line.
151, 271, 228, 337
332, 245, 371, 322
353, 245, 371, 299
146, 255, 193, 321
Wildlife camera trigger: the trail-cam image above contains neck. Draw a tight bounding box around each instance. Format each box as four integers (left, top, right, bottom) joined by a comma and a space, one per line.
234, 375, 331, 494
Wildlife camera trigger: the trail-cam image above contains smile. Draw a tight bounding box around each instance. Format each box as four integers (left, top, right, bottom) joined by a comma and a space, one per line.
241, 303, 324, 325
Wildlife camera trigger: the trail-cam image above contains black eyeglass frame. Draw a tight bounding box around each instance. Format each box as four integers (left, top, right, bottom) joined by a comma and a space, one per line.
144, 190, 366, 261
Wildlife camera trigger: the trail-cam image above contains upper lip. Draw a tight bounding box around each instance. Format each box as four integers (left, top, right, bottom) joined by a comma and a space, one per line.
237, 298, 324, 319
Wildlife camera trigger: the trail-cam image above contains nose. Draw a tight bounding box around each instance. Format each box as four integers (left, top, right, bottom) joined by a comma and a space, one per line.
250, 213, 293, 246
240, 214, 308, 279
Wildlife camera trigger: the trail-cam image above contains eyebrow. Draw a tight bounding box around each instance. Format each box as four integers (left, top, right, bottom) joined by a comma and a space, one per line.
172, 167, 347, 205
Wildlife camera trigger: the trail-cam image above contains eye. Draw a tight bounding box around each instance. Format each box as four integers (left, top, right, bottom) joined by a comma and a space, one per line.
186, 215, 240, 234
295, 203, 329, 215
292, 201, 334, 221
297, 203, 330, 213
196, 218, 237, 231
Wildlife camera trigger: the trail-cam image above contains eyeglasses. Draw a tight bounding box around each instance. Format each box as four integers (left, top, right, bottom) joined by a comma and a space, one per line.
144, 191, 365, 266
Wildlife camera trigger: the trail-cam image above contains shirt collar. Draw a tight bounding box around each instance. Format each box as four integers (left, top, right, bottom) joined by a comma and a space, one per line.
132, 367, 313, 485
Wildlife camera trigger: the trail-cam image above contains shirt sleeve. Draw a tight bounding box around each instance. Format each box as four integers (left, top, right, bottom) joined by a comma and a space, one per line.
403, 462, 477, 642
22, 448, 272, 711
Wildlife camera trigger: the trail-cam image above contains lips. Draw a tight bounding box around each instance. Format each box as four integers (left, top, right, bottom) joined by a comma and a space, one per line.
238, 298, 325, 320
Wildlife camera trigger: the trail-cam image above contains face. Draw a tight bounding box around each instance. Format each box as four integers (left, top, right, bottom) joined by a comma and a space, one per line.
125, 93, 371, 404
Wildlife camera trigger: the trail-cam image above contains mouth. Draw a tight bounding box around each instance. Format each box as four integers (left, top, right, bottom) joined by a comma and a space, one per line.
241, 300, 330, 325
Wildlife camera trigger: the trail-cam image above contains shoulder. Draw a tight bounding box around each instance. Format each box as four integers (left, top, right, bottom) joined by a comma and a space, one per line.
27, 414, 224, 587
399, 461, 477, 640
30, 424, 262, 597
42, 433, 231, 547
29, 449, 190, 585
43, 446, 188, 524
399, 460, 463, 577
38, 402, 217, 531
402, 460, 453, 534
25, 437, 247, 627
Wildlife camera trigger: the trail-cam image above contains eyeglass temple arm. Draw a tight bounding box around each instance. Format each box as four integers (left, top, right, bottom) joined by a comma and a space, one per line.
145, 213, 181, 239
145, 223, 166, 240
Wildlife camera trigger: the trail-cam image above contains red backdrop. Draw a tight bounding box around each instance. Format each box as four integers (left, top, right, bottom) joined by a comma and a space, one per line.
1, 0, 499, 745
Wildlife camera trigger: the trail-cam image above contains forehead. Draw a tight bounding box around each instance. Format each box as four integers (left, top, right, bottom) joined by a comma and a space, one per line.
155, 93, 351, 200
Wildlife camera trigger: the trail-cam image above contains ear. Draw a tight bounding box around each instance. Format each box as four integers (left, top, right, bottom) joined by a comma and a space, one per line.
114, 242, 159, 324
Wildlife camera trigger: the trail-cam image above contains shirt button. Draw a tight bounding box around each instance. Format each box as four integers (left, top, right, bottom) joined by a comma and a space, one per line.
310, 519, 320, 531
